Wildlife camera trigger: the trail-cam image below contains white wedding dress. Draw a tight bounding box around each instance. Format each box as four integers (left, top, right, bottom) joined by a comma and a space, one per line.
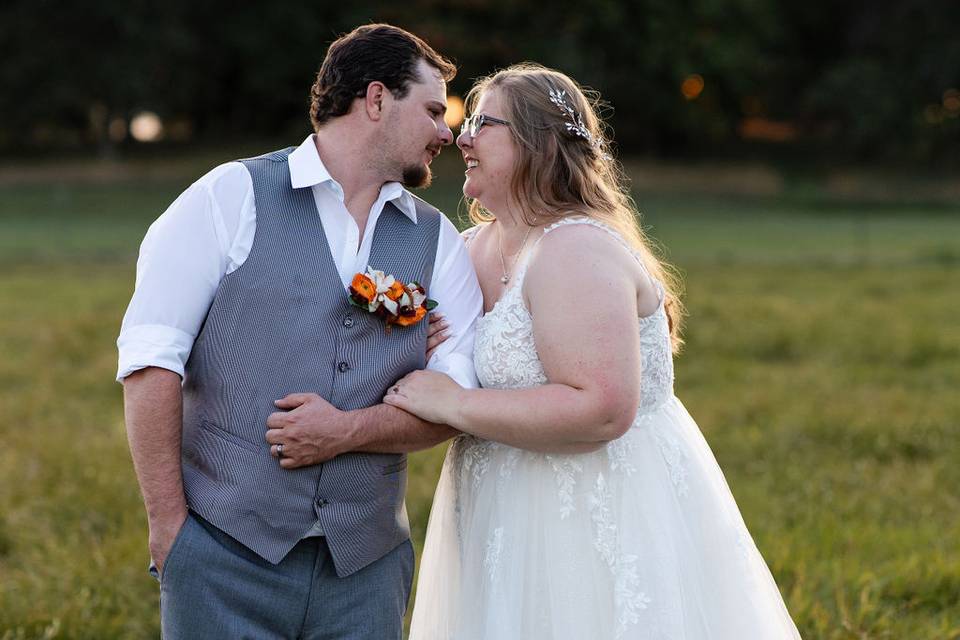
409, 218, 801, 639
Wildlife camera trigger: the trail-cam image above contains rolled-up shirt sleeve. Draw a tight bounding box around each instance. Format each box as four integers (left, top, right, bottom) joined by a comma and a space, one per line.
425, 216, 483, 389
116, 168, 241, 381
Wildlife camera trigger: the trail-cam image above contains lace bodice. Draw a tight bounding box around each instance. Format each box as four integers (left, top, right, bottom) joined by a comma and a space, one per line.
469, 217, 674, 414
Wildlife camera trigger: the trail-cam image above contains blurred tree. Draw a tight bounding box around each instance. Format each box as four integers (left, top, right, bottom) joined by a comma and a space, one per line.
797, 0, 960, 160
0, 0, 957, 162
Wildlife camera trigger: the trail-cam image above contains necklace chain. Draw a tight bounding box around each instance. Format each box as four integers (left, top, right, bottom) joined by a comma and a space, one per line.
497, 223, 534, 284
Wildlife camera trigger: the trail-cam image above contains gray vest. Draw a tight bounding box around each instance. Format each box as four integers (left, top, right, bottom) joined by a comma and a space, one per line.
180, 147, 441, 577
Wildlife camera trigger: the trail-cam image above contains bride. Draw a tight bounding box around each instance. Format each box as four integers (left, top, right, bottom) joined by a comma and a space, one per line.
385, 63, 802, 639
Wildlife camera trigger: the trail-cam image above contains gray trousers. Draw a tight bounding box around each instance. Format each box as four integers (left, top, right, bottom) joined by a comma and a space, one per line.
154, 512, 415, 639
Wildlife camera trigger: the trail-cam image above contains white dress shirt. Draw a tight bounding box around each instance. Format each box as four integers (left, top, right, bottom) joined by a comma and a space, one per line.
117, 135, 483, 389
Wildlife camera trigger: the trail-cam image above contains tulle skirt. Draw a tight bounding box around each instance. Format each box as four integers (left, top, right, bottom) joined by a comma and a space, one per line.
409, 396, 801, 639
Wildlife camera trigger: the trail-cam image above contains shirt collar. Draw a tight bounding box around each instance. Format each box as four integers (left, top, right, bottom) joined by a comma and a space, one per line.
288, 134, 418, 224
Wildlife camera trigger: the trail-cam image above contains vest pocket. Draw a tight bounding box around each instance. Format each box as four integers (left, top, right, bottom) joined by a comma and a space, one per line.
357, 452, 408, 476
380, 458, 408, 475
197, 419, 262, 454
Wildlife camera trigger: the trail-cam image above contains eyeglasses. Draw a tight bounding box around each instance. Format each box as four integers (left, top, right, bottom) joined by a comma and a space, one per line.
460, 113, 511, 138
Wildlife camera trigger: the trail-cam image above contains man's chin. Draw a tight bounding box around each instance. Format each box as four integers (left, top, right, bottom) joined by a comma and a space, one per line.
401, 164, 432, 189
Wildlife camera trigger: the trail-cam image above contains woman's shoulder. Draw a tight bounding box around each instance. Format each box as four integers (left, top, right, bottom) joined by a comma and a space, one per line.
534, 215, 635, 262
527, 214, 660, 307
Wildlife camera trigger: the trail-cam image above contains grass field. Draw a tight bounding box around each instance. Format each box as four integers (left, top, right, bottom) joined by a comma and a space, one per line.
0, 152, 958, 639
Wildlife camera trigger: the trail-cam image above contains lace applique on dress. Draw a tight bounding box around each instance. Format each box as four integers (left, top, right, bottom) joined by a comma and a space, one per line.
463, 438, 493, 490
588, 473, 652, 639
607, 434, 637, 476
495, 447, 523, 493
474, 276, 548, 391
483, 526, 505, 583
545, 455, 584, 519
651, 424, 690, 496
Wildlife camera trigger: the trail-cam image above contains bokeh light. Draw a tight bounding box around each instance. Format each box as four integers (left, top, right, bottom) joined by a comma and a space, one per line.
681, 74, 705, 100
445, 95, 465, 129
738, 117, 797, 142
130, 111, 163, 142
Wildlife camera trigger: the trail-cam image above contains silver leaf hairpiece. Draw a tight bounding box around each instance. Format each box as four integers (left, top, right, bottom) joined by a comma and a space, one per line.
548, 87, 611, 160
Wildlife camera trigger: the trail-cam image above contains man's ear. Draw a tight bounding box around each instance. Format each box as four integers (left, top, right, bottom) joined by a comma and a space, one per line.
364, 82, 388, 121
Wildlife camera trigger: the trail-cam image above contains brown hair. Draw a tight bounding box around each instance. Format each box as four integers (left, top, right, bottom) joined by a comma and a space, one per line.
466, 63, 685, 351
309, 24, 457, 129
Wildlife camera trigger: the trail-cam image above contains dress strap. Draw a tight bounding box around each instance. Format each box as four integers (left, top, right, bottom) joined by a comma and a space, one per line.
460, 224, 485, 248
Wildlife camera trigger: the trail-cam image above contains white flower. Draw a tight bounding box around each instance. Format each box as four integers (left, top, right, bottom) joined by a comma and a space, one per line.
409, 288, 426, 308
364, 266, 400, 313
366, 267, 395, 294
380, 295, 398, 315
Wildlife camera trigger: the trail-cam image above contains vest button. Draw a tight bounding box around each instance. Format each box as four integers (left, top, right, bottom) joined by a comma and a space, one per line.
337, 361, 350, 372
315, 498, 328, 508
342, 316, 354, 328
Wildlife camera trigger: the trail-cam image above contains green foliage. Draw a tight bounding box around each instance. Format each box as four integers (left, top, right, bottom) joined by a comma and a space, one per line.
0, 161, 958, 637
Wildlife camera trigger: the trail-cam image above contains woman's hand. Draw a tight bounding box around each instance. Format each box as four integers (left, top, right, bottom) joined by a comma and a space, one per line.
383, 369, 462, 426
425, 312, 450, 362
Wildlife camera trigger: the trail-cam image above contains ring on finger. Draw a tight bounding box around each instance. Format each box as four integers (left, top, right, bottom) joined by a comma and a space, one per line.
276, 443, 284, 458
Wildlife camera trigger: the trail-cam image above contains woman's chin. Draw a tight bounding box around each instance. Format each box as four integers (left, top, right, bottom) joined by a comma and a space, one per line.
462, 180, 481, 201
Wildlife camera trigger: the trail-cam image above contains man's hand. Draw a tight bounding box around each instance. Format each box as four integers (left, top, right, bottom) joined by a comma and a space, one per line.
149, 510, 188, 577
266, 393, 355, 469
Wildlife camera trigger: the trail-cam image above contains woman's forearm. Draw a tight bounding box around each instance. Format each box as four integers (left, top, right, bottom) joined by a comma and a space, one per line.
449, 383, 634, 453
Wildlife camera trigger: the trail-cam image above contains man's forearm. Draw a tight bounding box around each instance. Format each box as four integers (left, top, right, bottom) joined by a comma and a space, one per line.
347, 403, 457, 454
123, 367, 188, 524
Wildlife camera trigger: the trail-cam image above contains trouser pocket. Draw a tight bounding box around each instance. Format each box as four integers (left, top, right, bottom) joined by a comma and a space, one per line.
148, 513, 194, 584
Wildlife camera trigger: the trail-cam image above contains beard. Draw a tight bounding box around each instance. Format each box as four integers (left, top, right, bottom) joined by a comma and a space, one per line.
401, 162, 433, 189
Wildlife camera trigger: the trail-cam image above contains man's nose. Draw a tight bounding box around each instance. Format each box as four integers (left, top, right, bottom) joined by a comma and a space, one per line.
439, 121, 454, 146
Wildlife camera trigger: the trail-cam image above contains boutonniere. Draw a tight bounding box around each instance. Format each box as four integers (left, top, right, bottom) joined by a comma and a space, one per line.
349, 266, 438, 333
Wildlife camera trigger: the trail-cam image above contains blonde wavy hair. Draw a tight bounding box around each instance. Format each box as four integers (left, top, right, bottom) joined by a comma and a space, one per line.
465, 63, 685, 352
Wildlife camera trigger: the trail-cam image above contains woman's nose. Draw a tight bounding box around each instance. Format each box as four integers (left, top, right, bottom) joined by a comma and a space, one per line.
456, 129, 472, 150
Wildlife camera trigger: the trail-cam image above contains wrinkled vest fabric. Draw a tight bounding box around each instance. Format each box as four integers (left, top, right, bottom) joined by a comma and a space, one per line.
181, 147, 441, 576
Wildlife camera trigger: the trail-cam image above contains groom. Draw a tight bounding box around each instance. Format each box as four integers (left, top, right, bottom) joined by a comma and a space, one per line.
118, 24, 482, 638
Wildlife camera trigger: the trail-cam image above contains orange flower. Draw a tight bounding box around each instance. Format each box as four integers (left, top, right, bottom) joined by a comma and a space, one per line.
385, 280, 406, 302
350, 273, 376, 304
392, 305, 427, 327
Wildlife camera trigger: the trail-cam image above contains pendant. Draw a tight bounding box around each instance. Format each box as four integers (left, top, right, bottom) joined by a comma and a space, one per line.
500, 275, 510, 284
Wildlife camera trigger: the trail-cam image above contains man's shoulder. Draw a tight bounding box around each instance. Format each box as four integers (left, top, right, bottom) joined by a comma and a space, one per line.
192, 160, 250, 193
237, 147, 297, 166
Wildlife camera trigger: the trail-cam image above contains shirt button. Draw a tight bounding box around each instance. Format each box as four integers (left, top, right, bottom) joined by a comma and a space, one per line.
337, 361, 350, 372
342, 316, 354, 328
315, 498, 328, 508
